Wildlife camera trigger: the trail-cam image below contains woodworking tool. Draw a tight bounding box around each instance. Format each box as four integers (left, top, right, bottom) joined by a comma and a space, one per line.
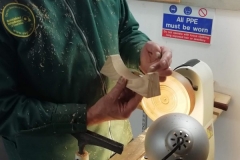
72, 130, 124, 160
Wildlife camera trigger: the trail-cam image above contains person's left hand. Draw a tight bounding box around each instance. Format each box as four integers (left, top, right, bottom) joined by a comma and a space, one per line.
139, 41, 172, 82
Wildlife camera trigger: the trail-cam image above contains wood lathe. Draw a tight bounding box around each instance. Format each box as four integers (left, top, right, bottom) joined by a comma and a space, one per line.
75, 55, 231, 160
110, 59, 231, 160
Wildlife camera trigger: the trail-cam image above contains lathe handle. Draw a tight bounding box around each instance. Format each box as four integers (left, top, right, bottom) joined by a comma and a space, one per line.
72, 130, 124, 155
82, 130, 124, 154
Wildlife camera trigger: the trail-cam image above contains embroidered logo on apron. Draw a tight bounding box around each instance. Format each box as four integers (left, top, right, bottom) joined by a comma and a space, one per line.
2, 3, 35, 37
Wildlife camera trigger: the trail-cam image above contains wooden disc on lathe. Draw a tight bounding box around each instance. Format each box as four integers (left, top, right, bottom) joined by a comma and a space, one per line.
141, 72, 192, 121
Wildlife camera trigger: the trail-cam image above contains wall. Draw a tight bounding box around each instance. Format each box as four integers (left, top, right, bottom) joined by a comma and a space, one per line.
128, 0, 240, 159
181, 0, 240, 11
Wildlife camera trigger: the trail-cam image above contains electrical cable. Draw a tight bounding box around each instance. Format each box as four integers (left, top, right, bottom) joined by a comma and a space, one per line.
162, 138, 184, 160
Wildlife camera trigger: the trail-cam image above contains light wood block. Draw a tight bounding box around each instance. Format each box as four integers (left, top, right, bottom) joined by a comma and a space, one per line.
214, 92, 231, 104
213, 114, 218, 123
213, 108, 223, 116
146, 0, 180, 3
100, 55, 160, 98
214, 92, 231, 110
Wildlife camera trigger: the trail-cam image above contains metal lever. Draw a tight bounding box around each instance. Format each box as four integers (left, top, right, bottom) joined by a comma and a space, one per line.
72, 130, 124, 155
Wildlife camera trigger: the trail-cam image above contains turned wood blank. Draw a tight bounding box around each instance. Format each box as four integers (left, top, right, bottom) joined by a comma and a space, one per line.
100, 55, 160, 98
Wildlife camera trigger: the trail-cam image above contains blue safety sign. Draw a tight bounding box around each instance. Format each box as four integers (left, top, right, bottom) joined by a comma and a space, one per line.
162, 4, 215, 44
169, 5, 177, 13
184, 6, 192, 15
163, 14, 213, 35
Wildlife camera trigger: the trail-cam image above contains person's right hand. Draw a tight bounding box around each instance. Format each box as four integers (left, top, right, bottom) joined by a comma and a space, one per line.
87, 77, 142, 126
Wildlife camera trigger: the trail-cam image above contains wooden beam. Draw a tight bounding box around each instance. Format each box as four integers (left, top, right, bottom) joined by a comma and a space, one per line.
213, 108, 223, 123
146, 0, 180, 3
213, 108, 223, 116
100, 55, 160, 98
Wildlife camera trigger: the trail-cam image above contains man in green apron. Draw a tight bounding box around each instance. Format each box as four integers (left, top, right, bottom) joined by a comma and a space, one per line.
0, 0, 172, 159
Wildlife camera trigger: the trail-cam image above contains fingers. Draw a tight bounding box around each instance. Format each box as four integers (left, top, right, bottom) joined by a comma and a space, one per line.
150, 48, 171, 70
148, 63, 172, 76
160, 46, 172, 68
148, 63, 172, 82
144, 42, 162, 63
148, 61, 167, 73
141, 42, 172, 73
108, 77, 127, 100
118, 88, 135, 101
125, 93, 143, 113
159, 77, 167, 82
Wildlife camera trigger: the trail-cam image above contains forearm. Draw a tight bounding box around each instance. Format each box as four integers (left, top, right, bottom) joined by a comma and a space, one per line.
0, 93, 87, 136
119, 0, 150, 70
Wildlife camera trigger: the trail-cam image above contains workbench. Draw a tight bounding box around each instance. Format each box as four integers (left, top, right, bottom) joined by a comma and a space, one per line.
110, 92, 231, 160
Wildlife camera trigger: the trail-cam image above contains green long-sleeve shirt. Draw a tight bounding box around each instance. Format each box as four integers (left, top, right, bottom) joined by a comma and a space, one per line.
0, 0, 150, 159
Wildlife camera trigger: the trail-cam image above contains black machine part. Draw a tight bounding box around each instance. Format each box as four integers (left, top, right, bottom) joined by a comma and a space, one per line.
174, 59, 200, 91
72, 130, 124, 155
173, 59, 200, 71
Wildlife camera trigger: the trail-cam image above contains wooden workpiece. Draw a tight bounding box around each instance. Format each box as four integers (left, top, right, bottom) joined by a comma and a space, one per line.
141, 72, 192, 121
100, 54, 160, 98
110, 92, 231, 160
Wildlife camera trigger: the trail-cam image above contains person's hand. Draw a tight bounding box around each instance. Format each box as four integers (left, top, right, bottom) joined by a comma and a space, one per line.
140, 41, 172, 82
87, 77, 142, 125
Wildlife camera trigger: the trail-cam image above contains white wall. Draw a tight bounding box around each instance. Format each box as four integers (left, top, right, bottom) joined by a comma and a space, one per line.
128, 1, 240, 159
181, 0, 240, 11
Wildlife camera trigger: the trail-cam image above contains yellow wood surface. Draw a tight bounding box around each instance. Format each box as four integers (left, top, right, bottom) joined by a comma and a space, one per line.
138, 92, 230, 111
141, 74, 191, 121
